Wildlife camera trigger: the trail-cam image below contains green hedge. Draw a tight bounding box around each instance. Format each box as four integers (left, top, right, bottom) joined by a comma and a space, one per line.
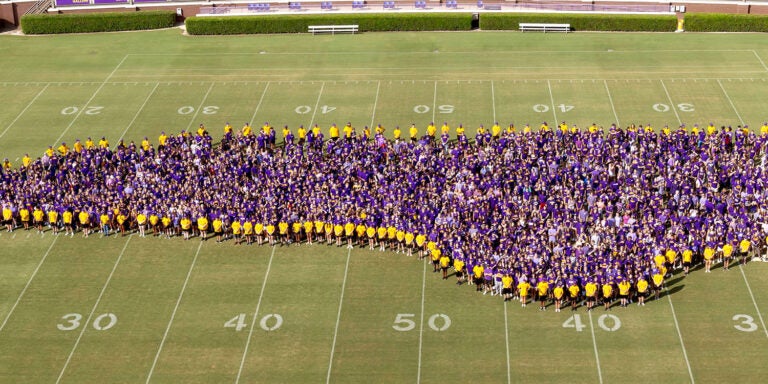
21, 11, 176, 34
480, 13, 676, 32
685, 13, 768, 32
186, 13, 472, 35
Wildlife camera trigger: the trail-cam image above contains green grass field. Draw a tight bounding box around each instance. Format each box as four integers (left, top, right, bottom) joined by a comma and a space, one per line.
1, 29, 768, 383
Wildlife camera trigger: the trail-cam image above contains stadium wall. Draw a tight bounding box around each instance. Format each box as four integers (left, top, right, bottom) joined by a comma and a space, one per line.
3, 0, 768, 27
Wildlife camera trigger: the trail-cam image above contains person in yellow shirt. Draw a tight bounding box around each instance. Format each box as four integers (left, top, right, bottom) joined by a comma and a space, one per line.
427, 122, 438, 138
245, 221, 256, 245
454, 258, 465, 285
329, 124, 340, 140
21, 154, 31, 168
278, 221, 289, 245
211, 217, 223, 242
404, 231, 414, 256
100, 212, 111, 237
197, 216, 209, 241
355, 223, 366, 247
455, 124, 465, 139
161, 215, 172, 239
265, 223, 276, 245
98, 137, 109, 149
739, 238, 751, 265
706, 123, 716, 135
501, 273, 513, 301
722, 242, 734, 271
73, 139, 83, 154
2, 205, 13, 232
506, 123, 515, 134
78, 210, 90, 238
377, 226, 387, 251
536, 279, 549, 311
665, 249, 677, 275
472, 264, 484, 292
180, 217, 192, 240
242, 123, 252, 137
652, 272, 664, 301
385, 225, 396, 251
517, 278, 531, 307
62, 210, 74, 236
636, 278, 649, 306
325, 222, 335, 244
602, 282, 614, 311
48, 209, 59, 234
415, 233, 427, 259
568, 282, 580, 311
254, 222, 264, 245
409, 124, 418, 142
392, 125, 401, 141
84, 137, 95, 150
136, 212, 147, 238
618, 279, 631, 308
302, 220, 313, 245
366, 226, 376, 250
57, 142, 69, 156
149, 214, 160, 237
32, 207, 44, 233
682, 249, 693, 276
703, 245, 715, 273
197, 124, 207, 137
297, 125, 307, 146
585, 280, 597, 311
231, 220, 242, 244
344, 222, 355, 249
491, 122, 501, 139
140, 137, 151, 152
553, 284, 565, 312
439, 252, 450, 280
395, 229, 405, 253
19, 206, 30, 231
343, 122, 354, 140
431, 248, 441, 273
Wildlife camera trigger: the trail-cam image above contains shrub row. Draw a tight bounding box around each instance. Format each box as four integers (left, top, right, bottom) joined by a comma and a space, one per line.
480, 13, 677, 32
21, 11, 176, 34
685, 13, 768, 32
186, 13, 472, 35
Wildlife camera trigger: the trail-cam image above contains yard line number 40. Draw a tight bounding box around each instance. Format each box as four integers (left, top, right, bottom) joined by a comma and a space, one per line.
225, 313, 283, 332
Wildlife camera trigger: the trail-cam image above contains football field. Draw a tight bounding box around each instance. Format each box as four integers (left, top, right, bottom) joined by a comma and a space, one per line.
0, 29, 768, 383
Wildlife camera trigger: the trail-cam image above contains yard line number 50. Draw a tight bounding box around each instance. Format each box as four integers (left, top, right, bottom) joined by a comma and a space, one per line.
392, 313, 451, 332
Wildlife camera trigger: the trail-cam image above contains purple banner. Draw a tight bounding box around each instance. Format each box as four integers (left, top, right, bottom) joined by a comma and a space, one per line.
133, 0, 174, 3
55, 0, 92, 6
93, 0, 130, 4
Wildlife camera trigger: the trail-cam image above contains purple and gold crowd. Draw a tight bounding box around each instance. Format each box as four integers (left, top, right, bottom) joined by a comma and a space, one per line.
3, 119, 768, 310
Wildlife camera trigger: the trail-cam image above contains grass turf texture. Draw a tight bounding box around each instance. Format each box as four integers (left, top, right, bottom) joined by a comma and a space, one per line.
0, 30, 768, 383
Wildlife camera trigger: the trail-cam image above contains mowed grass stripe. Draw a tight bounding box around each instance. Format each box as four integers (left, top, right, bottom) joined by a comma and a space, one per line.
238, 245, 348, 383
374, 81, 436, 130
607, 79, 678, 129
434, 81, 495, 129
717, 79, 768, 127
663, 79, 742, 128
494, 80, 552, 128
549, 80, 617, 129
312, 81, 379, 132
254, 82, 323, 131
0, 236, 134, 383
327, 249, 423, 383
0, 84, 50, 141
144, 243, 273, 384
58, 239, 205, 383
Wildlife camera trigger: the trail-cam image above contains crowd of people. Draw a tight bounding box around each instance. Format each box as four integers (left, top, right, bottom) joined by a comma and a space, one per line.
2, 119, 768, 311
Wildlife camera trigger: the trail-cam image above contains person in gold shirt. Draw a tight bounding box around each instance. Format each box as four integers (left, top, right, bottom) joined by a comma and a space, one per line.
703, 245, 715, 273
211, 217, 223, 242
651, 272, 664, 301
242, 123, 252, 137
491, 122, 501, 139
297, 125, 307, 146
517, 278, 531, 308
404, 231, 414, 256
100, 212, 111, 237
2, 205, 13, 232
439, 252, 450, 280
98, 137, 109, 149
344, 222, 355, 249
78, 210, 90, 238
355, 223, 366, 247
455, 124, 465, 139
161, 215, 172, 239
536, 278, 549, 311
48, 209, 59, 234
409, 124, 418, 142
636, 278, 649, 306
392, 125, 401, 141
197, 216, 209, 241
245, 221, 256, 245
553, 284, 565, 312
584, 280, 597, 311
149, 214, 160, 237
431, 248, 441, 273
254, 222, 264, 245
84, 137, 95, 150
739, 238, 751, 265
62, 209, 74, 236
21, 154, 32, 168
682, 248, 693, 276
501, 273, 513, 301
265, 223, 276, 246
377, 226, 387, 251
180, 217, 192, 240
472, 264, 484, 293
32, 207, 44, 233
231, 220, 242, 245
19, 206, 30, 231
454, 258, 465, 285
602, 281, 614, 311
568, 282, 580, 311
618, 278, 631, 308
329, 124, 340, 140
136, 212, 147, 238
722, 242, 734, 271
366, 226, 376, 250
427, 122, 438, 138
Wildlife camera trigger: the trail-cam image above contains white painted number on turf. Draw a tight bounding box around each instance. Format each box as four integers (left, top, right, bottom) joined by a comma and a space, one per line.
321, 105, 336, 114
428, 313, 451, 331
392, 313, 416, 332
733, 314, 758, 332
178, 106, 219, 115
597, 314, 621, 332
92, 313, 118, 331
533, 104, 549, 113
413, 105, 455, 114
562, 314, 586, 332
57, 313, 117, 331
558, 104, 574, 113
259, 314, 283, 331
57, 313, 83, 331
61, 106, 103, 115
653, 103, 695, 113
294, 105, 312, 114
225, 313, 248, 332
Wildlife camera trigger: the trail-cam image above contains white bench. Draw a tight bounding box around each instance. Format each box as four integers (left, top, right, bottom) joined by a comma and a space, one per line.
519, 23, 570, 33
308, 25, 359, 35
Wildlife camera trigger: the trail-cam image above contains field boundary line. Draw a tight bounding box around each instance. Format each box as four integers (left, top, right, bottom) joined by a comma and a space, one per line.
0, 84, 50, 141
55, 236, 132, 384
248, 82, 271, 126
235, 246, 276, 384
370, 80, 381, 129
659, 79, 682, 126
716, 79, 745, 126
308, 81, 326, 128
491, 80, 497, 123
431, 81, 437, 123
738, 265, 768, 339
546, 80, 558, 124
604, 80, 621, 128
587, 311, 604, 384
325, 247, 352, 384
752, 50, 768, 72
118, 82, 159, 141
416, 258, 427, 384
185, 83, 215, 131
145, 241, 203, 384
503, 301, 511, 384
665, 286, 695, 383
52, 55, 129, 147
126, 49, 755, 57
0, 236, 58, 333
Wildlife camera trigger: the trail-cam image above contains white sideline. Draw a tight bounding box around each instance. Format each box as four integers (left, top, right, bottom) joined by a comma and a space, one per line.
325, 247, 352, 384
587, 311, 604, 384
665, 286, 695, 383
56, 236, 132, 384
118, 82, 160, 141
0, 236, 58, 333
235, 245, 276, 384
739, 265, 768, 339
659, 79, 682, 126
145, 241, 203, 384
52, 54, 128, 148
0, 84, 50, 141
716, 79, 745, 126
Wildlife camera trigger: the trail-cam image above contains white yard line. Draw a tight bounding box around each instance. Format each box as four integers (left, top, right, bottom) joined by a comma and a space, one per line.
665, 287, 695, 383
603, 80, 621, 128
752, 50, 768, 72
0, 84, 50, 141
587, 311, 604, 384
118, 82, 160, 141
547, 80, 558, 124
325, 248, 352, 384
145, 242, 203, 384
739, 265, 768, 339
52, 55, 129, 147
235, 246, 276, 384
503, 301, 511, 384
716, 79, 745, 126
308, 82, 326, 128
55, 236, 132, 384
369, 80, 381, 129
128, 49, 754, 56
248, 82, 271, 126
659, 79, 682, 126
431, 81, 437, 123
185, 83, 215, 131
416, 259, 427, 384
0, 236, 58, 333
491, 80, 497, 123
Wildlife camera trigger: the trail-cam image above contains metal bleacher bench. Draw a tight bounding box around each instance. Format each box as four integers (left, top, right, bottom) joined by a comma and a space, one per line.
518, 23, 571, 33
308, 25, 360, 35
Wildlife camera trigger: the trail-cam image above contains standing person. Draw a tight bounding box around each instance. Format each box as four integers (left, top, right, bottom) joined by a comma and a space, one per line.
3, 204, 13, 232
517, 277, 531, 308
568, 280, 580, 311
180, 216, 192, 240
213, 216, 224, 243
618, 278, 631, 308
682, 248, 693, 276
198, 215, 209, 241
63, 209, 74, 237
703, 244, 715, 273
47, 207, 59, 235
585, 279, 597, 311
636, 277, 649, 306
739, 237, 751, 265
454, 257, 465, 285
439, 252, 451, 280
501, 273, 513, 301
536, 277, 549, 311
652, 270, 664, 301
553, 283, 564, 312
722, 242, 734, 271
32, 207, 44, 233
231, 219, 242, 245
602, 280, 614, 311
472, 263, 484, 293
136, 211, 147, 238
